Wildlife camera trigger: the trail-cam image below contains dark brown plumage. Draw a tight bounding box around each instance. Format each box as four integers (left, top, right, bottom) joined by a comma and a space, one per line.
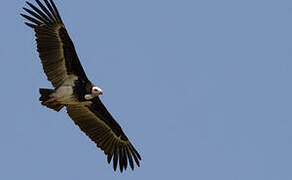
21, 0, 141, 172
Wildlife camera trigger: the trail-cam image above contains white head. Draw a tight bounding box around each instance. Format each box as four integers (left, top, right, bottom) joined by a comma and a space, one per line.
85, 86, 103, 100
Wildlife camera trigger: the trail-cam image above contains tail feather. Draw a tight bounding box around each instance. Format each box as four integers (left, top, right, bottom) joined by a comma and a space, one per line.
39, 88, 64, 112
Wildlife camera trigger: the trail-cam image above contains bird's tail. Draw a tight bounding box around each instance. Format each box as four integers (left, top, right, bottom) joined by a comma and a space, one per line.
39, 88, 64, 112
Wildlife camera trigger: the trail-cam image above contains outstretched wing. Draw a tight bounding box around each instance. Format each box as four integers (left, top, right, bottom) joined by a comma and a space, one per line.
21, 0, 88, 88
66, 98, 141, 172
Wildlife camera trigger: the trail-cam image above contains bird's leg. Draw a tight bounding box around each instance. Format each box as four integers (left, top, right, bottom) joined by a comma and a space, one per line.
44, 97, 57, 105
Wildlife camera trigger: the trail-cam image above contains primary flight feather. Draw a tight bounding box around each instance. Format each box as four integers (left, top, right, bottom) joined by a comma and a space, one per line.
21, 0, 141, 172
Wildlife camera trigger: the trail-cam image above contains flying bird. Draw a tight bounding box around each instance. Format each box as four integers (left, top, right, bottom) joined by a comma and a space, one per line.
21, 0, 141, 172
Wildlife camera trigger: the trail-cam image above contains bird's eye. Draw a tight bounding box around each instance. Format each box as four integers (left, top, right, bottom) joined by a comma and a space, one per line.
92, 87, 99, 92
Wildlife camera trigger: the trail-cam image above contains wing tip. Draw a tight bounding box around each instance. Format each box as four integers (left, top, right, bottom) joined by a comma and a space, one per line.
24, 22, 37, 28
107, 142, 141, 172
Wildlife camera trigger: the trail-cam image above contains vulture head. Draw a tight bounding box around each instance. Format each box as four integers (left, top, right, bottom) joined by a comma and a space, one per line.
85, 84, 103, 100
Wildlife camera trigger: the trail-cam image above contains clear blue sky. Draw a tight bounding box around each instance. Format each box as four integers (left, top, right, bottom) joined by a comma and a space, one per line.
0, 0, 292, 179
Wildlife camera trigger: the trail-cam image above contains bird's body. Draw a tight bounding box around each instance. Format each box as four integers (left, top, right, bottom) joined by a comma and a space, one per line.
49, 75, 78, 104
21, 0, 141, 172
41, 75, 92, 106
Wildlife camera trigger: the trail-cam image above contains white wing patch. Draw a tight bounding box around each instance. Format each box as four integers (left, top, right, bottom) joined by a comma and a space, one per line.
53, 75, 78, 104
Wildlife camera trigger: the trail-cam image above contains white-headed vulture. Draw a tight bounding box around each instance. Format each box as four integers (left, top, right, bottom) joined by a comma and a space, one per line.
21, 0, 141, 172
